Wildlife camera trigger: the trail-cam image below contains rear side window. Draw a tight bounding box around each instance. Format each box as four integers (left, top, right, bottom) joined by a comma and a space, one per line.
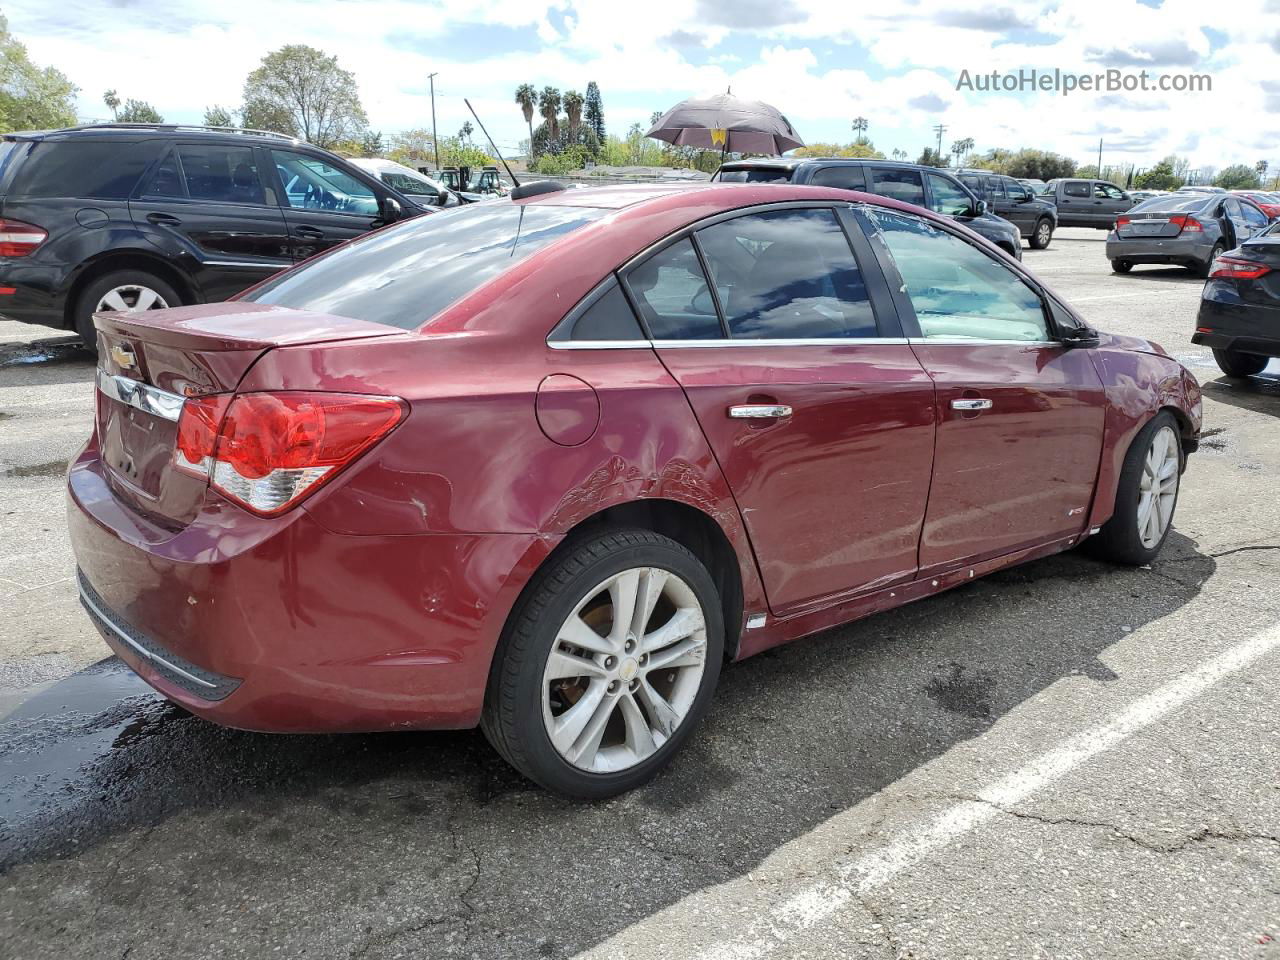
714, 168, 794, 184
869, 167, 925, 206
696, 208, 877, 339
1063, 181, 1090, 198
550, 278, 644, 342
8, 139, 163, 199
809, 166, 865, 190
140, 149, 184, 198
244, 202, 606, 329
178, 144, 265, 204
626, 238, 722, 340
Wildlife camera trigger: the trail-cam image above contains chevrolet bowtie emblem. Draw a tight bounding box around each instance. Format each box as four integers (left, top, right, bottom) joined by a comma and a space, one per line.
109, 343, 137, 370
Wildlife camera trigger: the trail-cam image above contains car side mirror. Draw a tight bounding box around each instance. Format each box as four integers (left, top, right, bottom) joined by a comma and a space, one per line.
1060, 328, 1100, 349
970, 199, 988, 217
379, 196, 403, 222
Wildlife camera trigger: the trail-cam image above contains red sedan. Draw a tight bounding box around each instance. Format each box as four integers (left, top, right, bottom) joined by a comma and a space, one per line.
68, 182, 1203, 797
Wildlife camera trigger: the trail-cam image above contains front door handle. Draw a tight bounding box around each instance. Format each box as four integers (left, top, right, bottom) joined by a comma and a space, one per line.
295, 226, 325, 239
146, 212, 181, 225
729, 404, 792, 419
951, 398, 993, 411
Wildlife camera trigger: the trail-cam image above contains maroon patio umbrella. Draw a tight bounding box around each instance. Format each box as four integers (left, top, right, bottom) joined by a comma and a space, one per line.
645, 92, 804, 156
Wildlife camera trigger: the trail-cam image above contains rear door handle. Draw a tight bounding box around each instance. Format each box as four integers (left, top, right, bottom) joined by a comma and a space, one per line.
146, 212, 181, 225
728, 404, 792, 419
295, 226, 325, 239
951, 398, 993, 411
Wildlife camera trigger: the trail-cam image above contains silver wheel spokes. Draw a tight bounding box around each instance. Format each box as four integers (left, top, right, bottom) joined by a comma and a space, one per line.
1137, 425, 1179, 548
542, 567, 707, 773
96, 285, 168, 313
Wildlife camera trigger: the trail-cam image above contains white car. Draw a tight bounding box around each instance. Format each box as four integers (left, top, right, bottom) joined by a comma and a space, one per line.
349, 158, 461, 206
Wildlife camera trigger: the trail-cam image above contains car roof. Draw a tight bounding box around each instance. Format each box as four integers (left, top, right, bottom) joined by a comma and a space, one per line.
720, 157, 953, 172
519, 181, 708, 209
1, 123, 306, 147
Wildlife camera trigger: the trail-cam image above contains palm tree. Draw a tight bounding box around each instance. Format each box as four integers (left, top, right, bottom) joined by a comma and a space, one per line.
951, 137, 975, 167
458, 121, 474, 144
515, 84, 537, 156
103, 89, 120, 120
891, 148, 907, 161
540, 86, 562, 140
564, 90, 584, 136
851, 116, 868, 144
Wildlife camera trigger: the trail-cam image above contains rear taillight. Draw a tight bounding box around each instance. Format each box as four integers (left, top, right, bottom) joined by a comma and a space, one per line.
1116, 215, 1131, 228
0, 217, 47, 257
1209, 257, 1273, 280
1170, 215, 1204, 233
172, 391, 405, 515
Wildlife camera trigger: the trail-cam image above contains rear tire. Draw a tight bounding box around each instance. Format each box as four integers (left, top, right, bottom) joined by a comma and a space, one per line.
481, 528, 724, 798
1084, 411, 1182, 566
1029, 217, 1053, 249
1111, 259, 1133, 273
1194, 243, 1224, 279
73, 270, 182, 354
1212, 348, 1268, 378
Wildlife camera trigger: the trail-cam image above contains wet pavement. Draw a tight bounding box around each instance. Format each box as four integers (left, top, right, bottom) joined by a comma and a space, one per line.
1, 231, 1278, 959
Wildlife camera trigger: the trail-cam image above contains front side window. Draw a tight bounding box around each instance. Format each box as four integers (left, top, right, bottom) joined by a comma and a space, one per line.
626, 238, 722, 340
985, 177, 1005, 199
1095, 183, 1125, 200
271, 150, 378, 215
927, 174, 973, 217
244, 202, 606, 329
696, 208, 877, 339
1063, 180, 1090, 198
871, 210, 1048, 342
176, 144, 265, 205
869, 167, 925, 205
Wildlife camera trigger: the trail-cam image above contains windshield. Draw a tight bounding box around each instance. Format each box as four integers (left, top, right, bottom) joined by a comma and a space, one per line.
243, 202, 607, 329
1130, 196, 1213, 214
714, 168, 794, 184
379, 171, 440, 197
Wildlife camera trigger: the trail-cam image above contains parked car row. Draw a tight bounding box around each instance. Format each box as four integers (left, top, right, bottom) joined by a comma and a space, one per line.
1107, 192, 1273, 277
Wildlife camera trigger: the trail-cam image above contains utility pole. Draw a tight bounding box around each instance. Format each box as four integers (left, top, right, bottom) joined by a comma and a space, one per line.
428, 72, 440, 173
1097, 138, 1103, 179
933, 123, 947, 162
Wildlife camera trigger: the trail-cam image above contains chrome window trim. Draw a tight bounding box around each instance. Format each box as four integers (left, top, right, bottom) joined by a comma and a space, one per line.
547, 336, 1068, 350
907, 338, 1060, 347
78, 583, 217, 690
202, 260, 288, 269
96, 369, 185, 422
547, 340, 654, 350
653, 337, 912, 348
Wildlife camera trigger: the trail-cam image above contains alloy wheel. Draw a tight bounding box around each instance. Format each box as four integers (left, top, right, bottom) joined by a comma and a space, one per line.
94, 284, 170, 314
1036, 221, 1051, 246
541, 567, 707, 773
1137, 425, 1179, 548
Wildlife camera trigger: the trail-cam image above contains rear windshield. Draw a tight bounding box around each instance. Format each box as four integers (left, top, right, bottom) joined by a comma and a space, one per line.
714, 168, 794, 183
7, 139, 163, 199
1131, 196, 1213, 214
243, 202, 607, 329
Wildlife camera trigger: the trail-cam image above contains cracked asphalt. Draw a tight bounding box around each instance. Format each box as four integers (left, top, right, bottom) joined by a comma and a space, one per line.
1, 228, 1278, 959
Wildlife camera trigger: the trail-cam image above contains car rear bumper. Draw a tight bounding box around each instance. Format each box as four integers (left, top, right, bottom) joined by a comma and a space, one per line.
1106, 236, 1214, 264
1194, 290, 1280, 357
67, 440, 551, 733
0, 259, 68, 328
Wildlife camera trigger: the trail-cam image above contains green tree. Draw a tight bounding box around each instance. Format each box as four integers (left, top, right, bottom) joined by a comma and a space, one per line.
203, 105, 234, 127
851, 116, 868, 144
360, 129, 384, 157
458, 120, 473, 143
1005, 149, 1075, 181
1133, 156, 1183, 190
103, 89, 120, 119
242, 45, 367, 147
388, 128, 435, 166
539, 86, 561, 140
0, 15, 78, 132
117, 99, 163, 123
563, 89, 583, 135
514, 83, 537, 156
794, 141, 884, 159
916, 146, 946, 167
951, 137, 975, 166
1214, 164, 1261, 190
584, 81, 605, 142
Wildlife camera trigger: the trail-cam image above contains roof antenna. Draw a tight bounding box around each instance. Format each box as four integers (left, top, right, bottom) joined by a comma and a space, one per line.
465, 98, 520, 189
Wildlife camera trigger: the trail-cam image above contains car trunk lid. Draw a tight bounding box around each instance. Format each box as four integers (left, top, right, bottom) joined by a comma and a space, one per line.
1115, 211, 1191, 238
93, 302, 406, 529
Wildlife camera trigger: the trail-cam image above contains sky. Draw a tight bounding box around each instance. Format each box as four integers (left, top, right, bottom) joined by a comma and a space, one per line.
7, 0, 1280, 176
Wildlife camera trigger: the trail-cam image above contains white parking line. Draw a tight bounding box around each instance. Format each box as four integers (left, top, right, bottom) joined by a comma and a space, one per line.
1068, 291, 1177, 303
580, 623, 1280, 960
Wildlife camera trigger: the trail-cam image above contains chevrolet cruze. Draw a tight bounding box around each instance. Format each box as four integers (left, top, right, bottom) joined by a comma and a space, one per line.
69, 181, 1202, 797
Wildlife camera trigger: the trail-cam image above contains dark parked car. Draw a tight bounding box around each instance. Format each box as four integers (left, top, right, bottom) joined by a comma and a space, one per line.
1193, 221, 1280, 377
1106, 193, 1271, 276
0, 123, 427, 350
713, 158, 1024, 259
1039, 178, 1135, 228
956, 169, 1057, 248
70, 181, 1202, 797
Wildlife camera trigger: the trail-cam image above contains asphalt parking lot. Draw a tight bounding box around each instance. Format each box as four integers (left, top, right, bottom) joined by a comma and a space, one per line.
1, 228, 1278, 960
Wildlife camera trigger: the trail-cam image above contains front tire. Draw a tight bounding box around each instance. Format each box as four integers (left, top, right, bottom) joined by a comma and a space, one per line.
1212, 348, 1268, 378
1029, 217, 1053, 249
1085, 411, 1182, 566
73, 270, 182, 353
482, 529, 724, 798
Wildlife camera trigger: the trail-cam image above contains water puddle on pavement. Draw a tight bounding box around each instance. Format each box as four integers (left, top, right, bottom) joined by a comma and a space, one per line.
0, 338, 87, 368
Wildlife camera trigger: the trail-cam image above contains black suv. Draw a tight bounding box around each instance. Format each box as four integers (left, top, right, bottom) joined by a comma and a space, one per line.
0, 123, 428, 349
955, 169, 1057, 248
712, 158, 1024, 259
